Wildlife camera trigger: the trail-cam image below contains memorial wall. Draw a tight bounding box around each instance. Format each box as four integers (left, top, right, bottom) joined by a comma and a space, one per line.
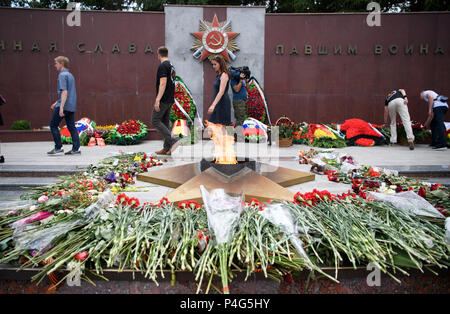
0, 6, 449, 131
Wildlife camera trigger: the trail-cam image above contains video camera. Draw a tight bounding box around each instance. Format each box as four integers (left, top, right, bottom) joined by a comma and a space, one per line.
230, 66, 251, 80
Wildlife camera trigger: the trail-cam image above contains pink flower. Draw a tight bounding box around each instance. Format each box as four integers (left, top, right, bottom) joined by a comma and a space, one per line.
12, 211, 53, 227
38, 195, 48, 203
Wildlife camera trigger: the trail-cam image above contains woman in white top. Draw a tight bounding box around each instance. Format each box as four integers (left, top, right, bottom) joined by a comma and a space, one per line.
421, 90, 448, 150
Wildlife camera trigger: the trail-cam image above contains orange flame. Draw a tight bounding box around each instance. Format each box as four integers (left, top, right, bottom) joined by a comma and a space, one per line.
205, 121, 237, 165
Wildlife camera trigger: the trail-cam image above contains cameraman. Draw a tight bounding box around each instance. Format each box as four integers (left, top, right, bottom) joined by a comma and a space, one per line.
230, 68, 250, 126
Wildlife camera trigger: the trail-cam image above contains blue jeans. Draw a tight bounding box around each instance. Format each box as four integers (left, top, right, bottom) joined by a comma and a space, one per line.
50, 107, 80, 151
431, 106, 448, 148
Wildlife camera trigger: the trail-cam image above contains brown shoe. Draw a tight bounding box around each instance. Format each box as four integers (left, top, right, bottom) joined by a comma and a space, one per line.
155, 149, 168, 155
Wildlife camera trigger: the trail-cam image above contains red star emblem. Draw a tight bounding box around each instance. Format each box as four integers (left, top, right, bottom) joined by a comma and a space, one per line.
191, 14, 239, 62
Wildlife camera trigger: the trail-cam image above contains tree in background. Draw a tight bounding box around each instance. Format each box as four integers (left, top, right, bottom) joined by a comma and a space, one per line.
267, 0, 450, 13
1, 0, 449, 12
3, 0, 132, 10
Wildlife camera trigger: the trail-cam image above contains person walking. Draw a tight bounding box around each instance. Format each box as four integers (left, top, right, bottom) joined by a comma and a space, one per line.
152, 46, 178, 156
48, 56, 80, 155
207, 55, 231, 126
384, 89, 415, 150
421, 90, 448, 151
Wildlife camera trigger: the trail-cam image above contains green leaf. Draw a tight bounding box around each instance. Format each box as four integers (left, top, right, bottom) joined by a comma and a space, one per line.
392, 250, 420, 269
430, 189, 448, 199
0, 237, 12, 251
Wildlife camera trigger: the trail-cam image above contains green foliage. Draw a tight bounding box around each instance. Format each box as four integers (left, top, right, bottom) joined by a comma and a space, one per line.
311, 136, 347, 148
10, 120, 31, 130
279, 122, 294, 139
5, 0, 449, 12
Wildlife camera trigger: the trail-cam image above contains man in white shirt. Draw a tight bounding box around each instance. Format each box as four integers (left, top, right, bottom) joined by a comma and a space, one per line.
421, 90, 448, 151
384, 89, 415, 150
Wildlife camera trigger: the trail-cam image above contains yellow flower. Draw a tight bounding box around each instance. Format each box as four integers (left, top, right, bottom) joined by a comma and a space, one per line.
96, 124, 117, 130
110, 186, 120, 194
314, 129, 336, 139
134, 156, 142, 162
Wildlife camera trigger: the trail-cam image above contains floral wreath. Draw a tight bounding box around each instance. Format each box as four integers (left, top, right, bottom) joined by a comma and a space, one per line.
246, 78, 269, 124
170, 77, 197, 123
110, 120, 148, 145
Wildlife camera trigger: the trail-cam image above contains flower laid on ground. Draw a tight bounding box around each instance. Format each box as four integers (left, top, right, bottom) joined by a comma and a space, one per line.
178, 200, 201, 210
12, 211, 53, 227
303, 148, 449, 212
294, 189, 336, 206
298, 149, 319, 165
74, 251, 88, 262
103, 172, 117, 183
247, 198, 264, 211
367, 167, 381, 177
38, 195, 48, 203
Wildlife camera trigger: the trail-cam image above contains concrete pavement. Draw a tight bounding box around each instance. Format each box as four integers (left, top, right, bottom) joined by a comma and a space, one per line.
0, 140, 449, 205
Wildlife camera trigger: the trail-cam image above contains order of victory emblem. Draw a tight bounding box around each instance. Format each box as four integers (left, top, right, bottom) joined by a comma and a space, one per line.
191, 14, 240, 62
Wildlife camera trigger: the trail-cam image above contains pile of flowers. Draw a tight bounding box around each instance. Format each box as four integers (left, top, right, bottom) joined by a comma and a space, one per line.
300, 148, 450, 213
110, 120, 148, 145
177, 200, 201, 210
378, 121, 432, 145
0, 151, 449, 294
246, 78, 268, 123
294, 189, 336, 206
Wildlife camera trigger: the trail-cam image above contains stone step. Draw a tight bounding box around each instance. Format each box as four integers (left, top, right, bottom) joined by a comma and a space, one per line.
0, 165, 86, 177
0, 177, 59, 189
375, 165, 450, 179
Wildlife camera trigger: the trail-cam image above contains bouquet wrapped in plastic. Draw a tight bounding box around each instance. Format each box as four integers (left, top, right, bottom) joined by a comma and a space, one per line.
200, 185, 243, 294
12, 190, 115, 252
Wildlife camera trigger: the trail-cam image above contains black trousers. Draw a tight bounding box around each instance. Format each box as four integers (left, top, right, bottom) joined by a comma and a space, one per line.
430, 106, 448, 148
151, 101, 176, 152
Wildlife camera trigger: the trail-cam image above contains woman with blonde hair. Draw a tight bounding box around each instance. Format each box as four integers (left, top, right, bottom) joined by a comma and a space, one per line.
207, 55, 231, 125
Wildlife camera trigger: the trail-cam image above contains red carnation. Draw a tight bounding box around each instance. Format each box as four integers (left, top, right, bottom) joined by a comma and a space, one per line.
418, 187, 427, 199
